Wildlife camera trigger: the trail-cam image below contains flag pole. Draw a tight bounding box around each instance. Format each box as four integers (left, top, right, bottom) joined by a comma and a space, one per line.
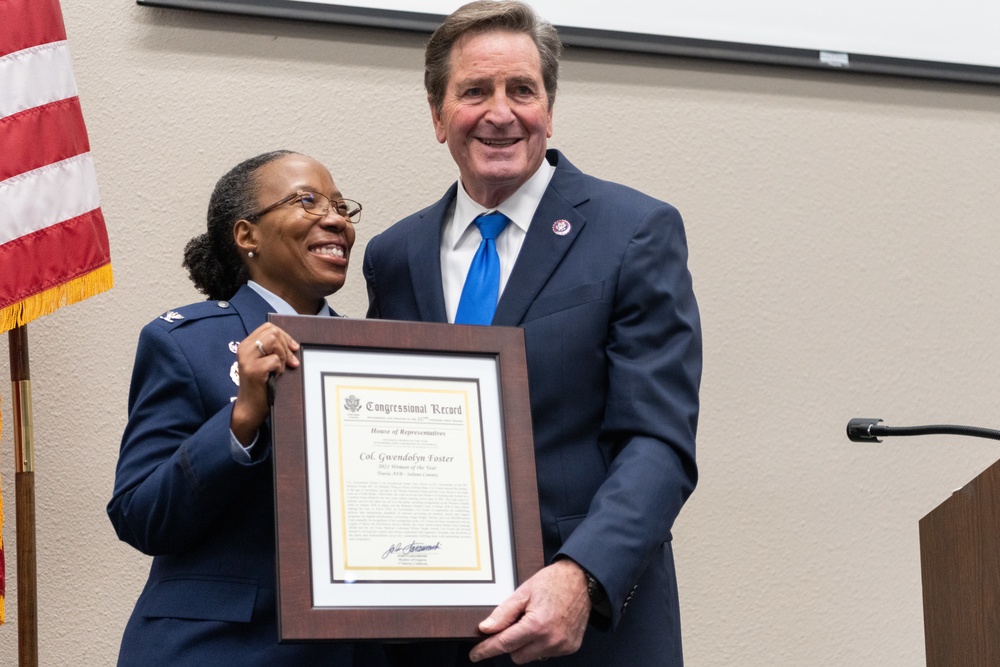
8, 324, 38, 667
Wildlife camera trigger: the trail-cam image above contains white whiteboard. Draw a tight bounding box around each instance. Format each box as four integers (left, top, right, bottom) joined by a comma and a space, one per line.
137, 0, 1000, 84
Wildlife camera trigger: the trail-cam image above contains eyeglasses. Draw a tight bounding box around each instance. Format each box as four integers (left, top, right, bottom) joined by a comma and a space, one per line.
248, 191, 363, 223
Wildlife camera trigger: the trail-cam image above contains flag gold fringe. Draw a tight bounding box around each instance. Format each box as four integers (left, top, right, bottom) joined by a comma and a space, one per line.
0, 263, 114, 622
0, 264, 114, 336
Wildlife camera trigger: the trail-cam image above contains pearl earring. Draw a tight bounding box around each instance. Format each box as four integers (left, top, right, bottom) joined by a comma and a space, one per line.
248, 251, 255, 258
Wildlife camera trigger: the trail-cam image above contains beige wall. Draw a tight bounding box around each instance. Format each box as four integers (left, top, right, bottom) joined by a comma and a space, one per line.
2, 1, 999, 664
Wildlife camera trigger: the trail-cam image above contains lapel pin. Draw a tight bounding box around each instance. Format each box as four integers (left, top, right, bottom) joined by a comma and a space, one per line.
552, 219, 571, 236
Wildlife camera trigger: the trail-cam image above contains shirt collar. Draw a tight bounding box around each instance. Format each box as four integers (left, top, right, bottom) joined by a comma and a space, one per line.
247, 281, 332, 317
447, 158, 556, 250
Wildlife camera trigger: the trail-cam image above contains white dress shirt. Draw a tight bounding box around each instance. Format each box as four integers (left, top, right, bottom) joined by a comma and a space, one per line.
440, 160, 556, 323
247, 280, 333, 317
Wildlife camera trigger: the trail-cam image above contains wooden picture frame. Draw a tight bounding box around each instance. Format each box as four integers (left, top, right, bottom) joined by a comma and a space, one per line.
269, 315, 543, 640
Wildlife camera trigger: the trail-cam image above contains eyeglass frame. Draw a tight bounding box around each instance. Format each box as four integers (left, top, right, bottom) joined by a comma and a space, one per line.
246, 190, 363, 223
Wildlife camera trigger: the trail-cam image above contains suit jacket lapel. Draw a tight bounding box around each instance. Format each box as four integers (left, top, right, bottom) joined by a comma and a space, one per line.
493, 162, 589, 327
229, 284, 274, 333
407, 185, 456, 323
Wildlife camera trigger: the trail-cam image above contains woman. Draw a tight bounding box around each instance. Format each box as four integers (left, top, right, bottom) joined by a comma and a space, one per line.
107, 150, 367, 665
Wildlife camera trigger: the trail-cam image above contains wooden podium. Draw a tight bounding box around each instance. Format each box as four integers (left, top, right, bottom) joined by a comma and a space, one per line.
919, 458, 1000, 666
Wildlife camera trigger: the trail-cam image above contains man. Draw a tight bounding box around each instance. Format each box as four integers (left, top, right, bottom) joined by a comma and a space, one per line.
363, 2, 701, 664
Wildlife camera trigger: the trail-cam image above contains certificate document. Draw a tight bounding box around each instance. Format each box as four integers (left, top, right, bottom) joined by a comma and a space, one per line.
324, 374, 493, 582
300, 347, 517, 608
270, 316, 541, 638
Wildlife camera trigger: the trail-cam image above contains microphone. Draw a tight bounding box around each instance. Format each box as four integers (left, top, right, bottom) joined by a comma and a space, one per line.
846, 418, 1000, 443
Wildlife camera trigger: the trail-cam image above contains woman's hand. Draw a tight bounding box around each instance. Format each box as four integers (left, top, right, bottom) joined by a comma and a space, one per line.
230, 323, 300, 445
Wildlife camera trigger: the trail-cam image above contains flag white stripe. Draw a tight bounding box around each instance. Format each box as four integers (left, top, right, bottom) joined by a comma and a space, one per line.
0, 154, 101, 245
0, 41, 78, 121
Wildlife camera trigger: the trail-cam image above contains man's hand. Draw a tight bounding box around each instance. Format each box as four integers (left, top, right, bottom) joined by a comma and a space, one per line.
469, 559, 591, 664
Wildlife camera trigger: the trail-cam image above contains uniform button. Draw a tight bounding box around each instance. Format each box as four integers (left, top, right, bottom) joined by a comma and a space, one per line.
218, 301, 229, 308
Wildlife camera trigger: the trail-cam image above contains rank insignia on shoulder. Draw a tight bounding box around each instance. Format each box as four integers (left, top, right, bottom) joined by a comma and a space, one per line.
160, 311, 184, 323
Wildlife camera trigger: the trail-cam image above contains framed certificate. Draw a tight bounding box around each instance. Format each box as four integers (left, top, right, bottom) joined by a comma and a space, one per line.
268, 315, 544, 640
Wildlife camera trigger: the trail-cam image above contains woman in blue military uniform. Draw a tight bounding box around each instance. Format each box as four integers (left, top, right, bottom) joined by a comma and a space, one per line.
108, 150, 370, 665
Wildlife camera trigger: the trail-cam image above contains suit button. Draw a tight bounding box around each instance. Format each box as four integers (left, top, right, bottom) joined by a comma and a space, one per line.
218, 301, 229, 308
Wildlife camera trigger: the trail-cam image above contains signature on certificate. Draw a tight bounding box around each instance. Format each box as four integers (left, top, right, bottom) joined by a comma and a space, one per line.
382, 540, 443, 560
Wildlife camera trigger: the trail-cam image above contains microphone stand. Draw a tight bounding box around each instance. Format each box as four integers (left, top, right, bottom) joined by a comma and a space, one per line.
847, 417, 1000, 443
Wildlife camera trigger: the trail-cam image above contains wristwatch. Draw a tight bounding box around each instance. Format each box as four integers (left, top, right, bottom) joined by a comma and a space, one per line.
582, 569, 610, 617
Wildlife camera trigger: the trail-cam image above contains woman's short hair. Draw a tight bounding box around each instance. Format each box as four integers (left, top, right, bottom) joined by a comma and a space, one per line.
182, 150, 295, 300
424, 1, 562, 113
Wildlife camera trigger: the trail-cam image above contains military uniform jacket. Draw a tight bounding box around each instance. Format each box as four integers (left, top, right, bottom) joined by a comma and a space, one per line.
107, 285, 354, 666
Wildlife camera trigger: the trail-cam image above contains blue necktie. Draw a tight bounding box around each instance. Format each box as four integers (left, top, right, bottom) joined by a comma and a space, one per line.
454, 212, 511, 325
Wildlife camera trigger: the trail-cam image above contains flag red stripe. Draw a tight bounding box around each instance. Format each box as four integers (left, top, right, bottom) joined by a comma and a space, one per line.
0, 209, 111, 308
0, 0, 67, 58
0, 98, 89, 182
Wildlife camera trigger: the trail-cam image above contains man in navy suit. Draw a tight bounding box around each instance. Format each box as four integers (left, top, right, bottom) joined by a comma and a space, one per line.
363, 2, 701, 664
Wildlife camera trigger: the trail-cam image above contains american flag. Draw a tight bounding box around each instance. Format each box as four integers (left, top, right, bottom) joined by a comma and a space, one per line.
0, 0, 114, 622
